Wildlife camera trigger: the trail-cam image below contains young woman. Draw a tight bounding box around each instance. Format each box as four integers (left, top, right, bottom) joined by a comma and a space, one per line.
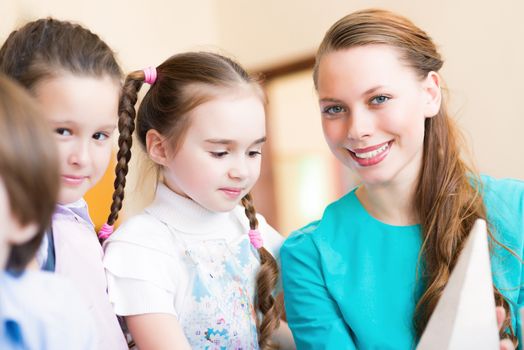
281, 9, 522, 350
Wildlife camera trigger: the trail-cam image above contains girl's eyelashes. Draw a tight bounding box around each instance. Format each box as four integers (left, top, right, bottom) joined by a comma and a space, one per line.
369, 94, 391, 105
210, 151, 228, 158
55, 127, 72, 136
53, 128, 113, 140
209, 150, 262, 158
93, 132, 110, 141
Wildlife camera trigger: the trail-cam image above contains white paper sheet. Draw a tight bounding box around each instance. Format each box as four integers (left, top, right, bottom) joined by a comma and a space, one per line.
417, 219, 499, 349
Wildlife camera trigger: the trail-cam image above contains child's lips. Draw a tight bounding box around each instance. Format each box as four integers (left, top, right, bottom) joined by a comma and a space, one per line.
62, 175, 87, 186
219, 187, 243, 199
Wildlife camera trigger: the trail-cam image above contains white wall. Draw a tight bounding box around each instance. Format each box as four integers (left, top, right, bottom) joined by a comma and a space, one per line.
1, 0, 523, 224
1, 0, 220, 72
218, 0, 524, 180
3, 0, 522, 180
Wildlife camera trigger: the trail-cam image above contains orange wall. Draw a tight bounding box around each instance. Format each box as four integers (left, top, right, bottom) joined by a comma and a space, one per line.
84, 154, 119, 232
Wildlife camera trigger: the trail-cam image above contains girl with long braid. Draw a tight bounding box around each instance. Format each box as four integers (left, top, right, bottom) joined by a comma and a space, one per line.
0, 18, 127, 349
102, 52, 294, 349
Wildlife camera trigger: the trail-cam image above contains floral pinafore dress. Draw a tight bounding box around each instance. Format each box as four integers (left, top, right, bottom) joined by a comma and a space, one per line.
169, 227, 261, 350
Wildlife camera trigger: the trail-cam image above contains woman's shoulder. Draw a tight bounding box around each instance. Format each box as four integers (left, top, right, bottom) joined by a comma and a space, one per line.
284, 188, 360, 244
288, 219, 321, 239
480, 174, 524, 219
481, 174, 524, 200
480, 174, 524, 247
281, 220, 321, 255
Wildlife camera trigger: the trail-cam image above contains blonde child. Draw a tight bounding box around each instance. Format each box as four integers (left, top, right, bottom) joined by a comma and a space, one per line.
0, 19, 127, 349
102, 52, 294, 349
0, 74, 95, 349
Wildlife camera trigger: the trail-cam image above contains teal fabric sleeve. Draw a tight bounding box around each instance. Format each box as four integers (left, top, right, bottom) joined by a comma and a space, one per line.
281, 225, 357, 350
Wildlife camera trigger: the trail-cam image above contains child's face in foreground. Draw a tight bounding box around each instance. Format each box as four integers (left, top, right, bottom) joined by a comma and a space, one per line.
317, 45, 441, 188
162, 92, 266, 212
34, 74, 119, 204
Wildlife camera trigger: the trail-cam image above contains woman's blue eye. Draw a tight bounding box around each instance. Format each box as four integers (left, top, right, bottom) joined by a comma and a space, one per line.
370, 95, 390, 105
324, 105, 345, 114
55, 128, 72, 136
93, 132, 109, 141
210, 151, 228, 158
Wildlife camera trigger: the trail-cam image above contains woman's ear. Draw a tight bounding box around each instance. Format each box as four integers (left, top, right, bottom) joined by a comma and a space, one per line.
423, 71, 442, 118
146, 129, 170, 166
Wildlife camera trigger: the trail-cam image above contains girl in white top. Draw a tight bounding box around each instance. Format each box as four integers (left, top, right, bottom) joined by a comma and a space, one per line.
102, 52, 295, 349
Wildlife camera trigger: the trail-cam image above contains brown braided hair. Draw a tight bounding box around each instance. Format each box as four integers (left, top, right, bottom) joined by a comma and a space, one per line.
0, 18, 121, 92
106, 52, 282, 348
313, 8, 517, 344
242, 193, 283, 349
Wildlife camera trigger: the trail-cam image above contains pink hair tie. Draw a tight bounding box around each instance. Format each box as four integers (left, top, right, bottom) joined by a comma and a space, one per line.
98, 223, 114, 240
143, 66, 157, 85
248, 229, 263, 249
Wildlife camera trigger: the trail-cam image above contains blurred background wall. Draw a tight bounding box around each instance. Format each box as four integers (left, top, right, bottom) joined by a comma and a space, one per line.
1, 0, 523, 235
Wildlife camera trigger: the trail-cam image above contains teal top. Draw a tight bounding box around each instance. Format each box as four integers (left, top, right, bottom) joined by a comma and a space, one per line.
281, 175, 524, 349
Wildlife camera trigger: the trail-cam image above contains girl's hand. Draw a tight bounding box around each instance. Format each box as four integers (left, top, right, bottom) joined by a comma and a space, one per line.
496, 306, 515, 350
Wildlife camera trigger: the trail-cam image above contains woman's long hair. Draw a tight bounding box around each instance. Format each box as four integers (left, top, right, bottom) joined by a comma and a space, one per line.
313, 8, 516, 344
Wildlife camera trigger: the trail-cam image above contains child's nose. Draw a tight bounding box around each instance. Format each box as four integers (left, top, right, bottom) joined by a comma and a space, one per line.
229, 158, 249, 179
68, 140, 89, 166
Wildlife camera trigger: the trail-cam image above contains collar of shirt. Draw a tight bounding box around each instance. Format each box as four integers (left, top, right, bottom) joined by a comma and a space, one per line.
53, 198, 94, 227
145, 183, 243, 235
